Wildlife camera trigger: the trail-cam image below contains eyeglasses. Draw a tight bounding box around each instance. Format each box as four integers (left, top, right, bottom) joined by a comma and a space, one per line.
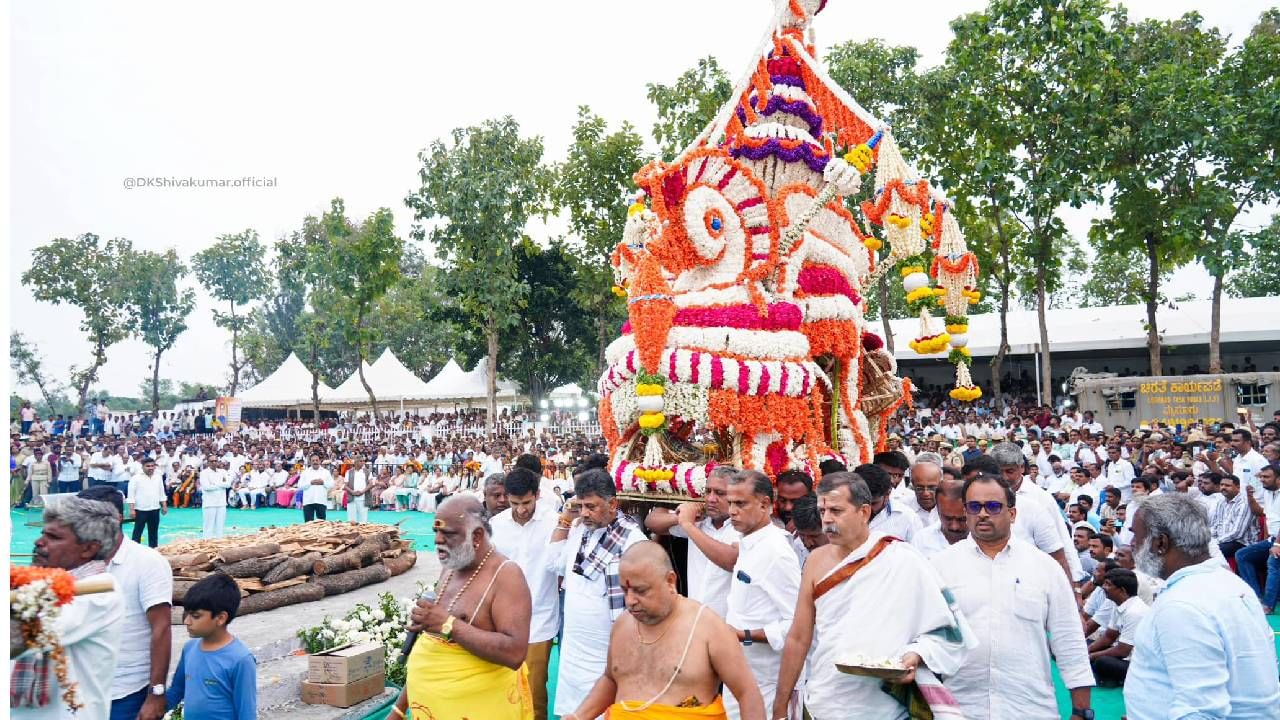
964, 501, 1007, 515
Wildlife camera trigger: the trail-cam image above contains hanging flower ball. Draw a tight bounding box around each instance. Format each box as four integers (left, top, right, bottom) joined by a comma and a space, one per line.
638, 412, 666, 430
949, 333, 969, 348
949, 385, 983, 402
903, 271, 931, 294
863, 237, 883, 251
635, 383, 665, 396
844, 143, 874, 174
636, 395, 664, 413
919, 212, 935, 237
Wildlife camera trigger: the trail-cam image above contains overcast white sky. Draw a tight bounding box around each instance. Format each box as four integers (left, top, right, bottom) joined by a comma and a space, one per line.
7, 0, 1276, 399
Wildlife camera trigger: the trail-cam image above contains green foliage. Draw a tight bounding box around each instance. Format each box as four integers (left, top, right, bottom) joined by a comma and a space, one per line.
1073, 244, 1172, 307
10, 332, 62, 415
296, 591, 413, 688
22, 233, 137, 413
367, 265, 459, 385
193, 230, 269, 395
554, 106, 648, 374
124, 248, 196, 413
1227, 215, 1280, 298
646, 57, 733, 158
405, 116, 550, 427
136, 378, 181, 410
826, 40, 922, 153
1089, 12, 1227, 372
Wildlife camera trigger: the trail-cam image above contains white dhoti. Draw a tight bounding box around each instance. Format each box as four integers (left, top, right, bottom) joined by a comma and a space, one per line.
804, 532, 969, 720
202, 506, 226, 539
347, 496, 368, 523
553, 570, 612, 719
724, 642, 782, 719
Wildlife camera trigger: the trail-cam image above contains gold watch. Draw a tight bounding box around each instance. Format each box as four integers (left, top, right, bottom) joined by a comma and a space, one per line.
441, 615, 456, 641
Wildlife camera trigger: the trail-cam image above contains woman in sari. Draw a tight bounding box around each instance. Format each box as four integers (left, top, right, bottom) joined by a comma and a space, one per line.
382, 467, 406, 511
275, 464, 302, 508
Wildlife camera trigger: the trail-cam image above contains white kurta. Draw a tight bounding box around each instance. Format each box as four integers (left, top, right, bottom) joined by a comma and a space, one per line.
549, 519, 645, 717
724, 523, 801, 719
670, 517, 741, 619
805, 532, 969, 720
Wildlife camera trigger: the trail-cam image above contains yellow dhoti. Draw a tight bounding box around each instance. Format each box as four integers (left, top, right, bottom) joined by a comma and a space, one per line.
606, 696, 728, 719
406, 634, 533, 720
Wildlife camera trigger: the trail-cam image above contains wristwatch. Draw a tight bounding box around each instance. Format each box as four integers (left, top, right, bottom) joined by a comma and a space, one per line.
740, 630, 752, 646
1072, 708, 1094, 720
150, 684, 166, 696
441, 615, 456, 641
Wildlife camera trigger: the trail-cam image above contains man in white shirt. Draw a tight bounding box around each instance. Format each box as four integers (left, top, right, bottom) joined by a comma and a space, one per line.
1087, 567, 1149, 687
903, 458, 943, 527
17, 496, 124, 720
548, 469, 646, 717
859, 464, 923, 542
87, 444, 113, 487
344, 456, 371, 523
268, 460, 290, 504
988, 444, 1080, 585
911, 476, 969, 558
78, 486, 174, 720
1235, 463, 1280, 612
1101, 445, 1136, 503
1214, 429, 1270, 493
110, 445, 132, 495
127, 458, 167, 548
933, 474, 1093, 720
644, 466, 742, 619
238, 461, 272, 510
722, 470, 800, 718
299, 454, 334, 522
491, 467, 561, 720
773, 471, 970, 720
198, 459, 231, 539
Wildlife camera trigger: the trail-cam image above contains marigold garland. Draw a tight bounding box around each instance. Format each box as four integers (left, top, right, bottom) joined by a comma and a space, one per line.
11, 566, 81, 713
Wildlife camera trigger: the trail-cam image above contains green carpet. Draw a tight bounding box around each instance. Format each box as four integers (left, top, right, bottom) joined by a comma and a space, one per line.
9, 506, 436, 562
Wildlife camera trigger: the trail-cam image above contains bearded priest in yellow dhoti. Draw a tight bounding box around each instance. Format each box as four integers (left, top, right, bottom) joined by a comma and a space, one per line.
390, 496, 534, 720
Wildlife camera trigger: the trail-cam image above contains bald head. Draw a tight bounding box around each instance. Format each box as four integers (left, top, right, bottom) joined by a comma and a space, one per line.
619, 541, 678, 625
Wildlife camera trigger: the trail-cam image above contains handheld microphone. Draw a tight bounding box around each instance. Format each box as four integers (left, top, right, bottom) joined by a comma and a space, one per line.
399, 587, 437, 663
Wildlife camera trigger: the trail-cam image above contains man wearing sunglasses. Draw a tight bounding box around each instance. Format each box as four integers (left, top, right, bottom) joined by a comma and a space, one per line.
932, 475, 1095, 720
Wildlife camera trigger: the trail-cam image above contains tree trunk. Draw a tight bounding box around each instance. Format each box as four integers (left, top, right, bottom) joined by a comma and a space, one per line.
1035, 256, 1052, 407
1208, 270, 1223, 373
215, 543, 283, 564
76, 339, 109, 416
1144, 233, 1162, 376
309, 341, 322, 423
358, 354, 379, 422
151, 349, 164, 415
989, 206, 1012, 414
486, 320, 499, 438
309, 563, 391, 597
878, 273, 894, 354
236, 583, 325, 615
229, 301, 241, 396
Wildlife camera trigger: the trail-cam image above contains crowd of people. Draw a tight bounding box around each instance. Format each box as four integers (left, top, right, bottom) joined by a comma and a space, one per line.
10, 393, 1280, 719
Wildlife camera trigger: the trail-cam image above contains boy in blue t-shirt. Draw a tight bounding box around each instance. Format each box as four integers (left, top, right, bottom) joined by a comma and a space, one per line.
167, 572, 257, 719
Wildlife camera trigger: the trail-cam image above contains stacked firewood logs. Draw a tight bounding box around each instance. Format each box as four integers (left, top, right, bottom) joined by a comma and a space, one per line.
158, 521, 418, 616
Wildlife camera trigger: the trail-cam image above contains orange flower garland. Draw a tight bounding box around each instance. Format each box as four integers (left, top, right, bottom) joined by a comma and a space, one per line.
10, 567, 76, 605
11, 566, 81, 713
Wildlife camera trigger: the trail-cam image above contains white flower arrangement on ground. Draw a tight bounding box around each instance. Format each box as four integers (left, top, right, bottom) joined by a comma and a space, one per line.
297, 586, 423, 687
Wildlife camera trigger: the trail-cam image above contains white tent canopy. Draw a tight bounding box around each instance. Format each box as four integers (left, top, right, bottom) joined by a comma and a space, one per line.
318, 349, 442, 406
420, 358, 522, 403
549, 383, 584, 398
888, 296, 1280, 360
237, 353, 334, 408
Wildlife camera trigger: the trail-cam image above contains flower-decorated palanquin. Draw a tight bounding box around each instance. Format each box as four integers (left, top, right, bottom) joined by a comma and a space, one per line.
599, 0, 982, 500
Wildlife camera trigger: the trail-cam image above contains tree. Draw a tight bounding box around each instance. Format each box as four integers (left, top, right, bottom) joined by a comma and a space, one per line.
1202, 9, 1280, 372
406, 117, 549, 435
554, 106, 648, 377
136, 378, 180, 410
193, 229, 268, 396
316, 199, 403, 418
22, 233, 136, 414
1228, 215, 1280, 298
1091, 12, 1226, 375
124, 248, 195, 413
177, 381, 221, 401
368, 263, 459, 385
939, 0, 1114, 404
1074, 245, 1172, 307
646, 57, 734, 157
10, 332, 61, 415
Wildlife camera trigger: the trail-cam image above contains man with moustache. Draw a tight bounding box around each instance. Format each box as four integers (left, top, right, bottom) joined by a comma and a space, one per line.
723, 470, 801, 719
549, 469, 646, 717
911, 477, 970, 558
564, 542, 765, 720
645, 466, 742, 618
932, 474, 1094, 720
1123, 494, 1280, 719
773, 472, 970, 720
904, 457, 943, 526
491, 467, 562, 720
396, 495, 533, 720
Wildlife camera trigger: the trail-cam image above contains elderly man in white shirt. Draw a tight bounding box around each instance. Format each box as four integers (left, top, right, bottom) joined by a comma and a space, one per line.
547, 469, 646, 717
298, 455, 335, 522
858, 464, 923, 542
197, 460, 231, 539
902, 456, 944, 527
933, 475, 1094, 720
644, 466, 742, 619
491, 467, 562, 720
236, 461, 272, 510
15, 496, 124, 720
723, 470, 801, 718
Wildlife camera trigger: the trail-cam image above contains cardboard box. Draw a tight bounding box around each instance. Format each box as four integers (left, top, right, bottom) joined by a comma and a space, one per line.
301, 672, 385, 708
307, 642, 385, 684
